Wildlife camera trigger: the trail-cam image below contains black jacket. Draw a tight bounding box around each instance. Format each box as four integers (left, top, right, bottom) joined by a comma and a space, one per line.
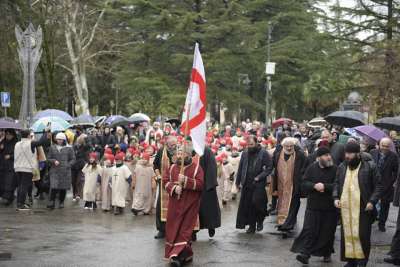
235, 147, 273, 187
370, 149, 399, 202
272, 146, 306, 196
333, 159, 383, 208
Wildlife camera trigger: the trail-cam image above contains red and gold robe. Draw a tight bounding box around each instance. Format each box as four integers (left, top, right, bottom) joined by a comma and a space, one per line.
163, 161, 204, 261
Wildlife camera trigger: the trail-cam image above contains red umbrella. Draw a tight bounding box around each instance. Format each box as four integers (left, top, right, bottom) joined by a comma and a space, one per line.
272, 118, 292, 129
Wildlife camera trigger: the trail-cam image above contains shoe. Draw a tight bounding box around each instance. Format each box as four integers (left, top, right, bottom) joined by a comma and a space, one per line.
154, 231, 165, 239
76, 196, 80, 200
222, 200, 227, 205
170, 256, 181, 267
17, 204, 31, 211
131, 208, 139, 216
72, 198, 77, 202
39, 194, 45, 200
84, 207, 90, 210
296, 254, 309, 264
323, 255, 331, 263
208, 229, 215, 238
379, 225, 386, 232
344, 262, 357, 267
246, 227, 255, 234
192, 232, 197, 242
384, 257, 400, 265
232, 195, 236, 200
256, 222, 264, 232
59, 202, 64, 209
28, 197, 33, 206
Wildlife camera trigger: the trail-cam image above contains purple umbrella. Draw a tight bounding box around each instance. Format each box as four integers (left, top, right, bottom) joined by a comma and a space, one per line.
0, 118, 23, 130
354, 125, 387, 143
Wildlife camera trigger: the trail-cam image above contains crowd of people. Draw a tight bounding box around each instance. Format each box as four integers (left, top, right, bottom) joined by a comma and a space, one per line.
1, 119, 400, 267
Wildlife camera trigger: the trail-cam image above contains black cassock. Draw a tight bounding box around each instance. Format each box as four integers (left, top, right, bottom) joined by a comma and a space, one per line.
198, 147, 221, 230
388, 175, 400, 259
291, 162, 337, 257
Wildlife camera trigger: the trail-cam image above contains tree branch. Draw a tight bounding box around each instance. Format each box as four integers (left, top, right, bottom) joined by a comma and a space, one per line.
82, 1, 109, 52
55, 62, 73, 74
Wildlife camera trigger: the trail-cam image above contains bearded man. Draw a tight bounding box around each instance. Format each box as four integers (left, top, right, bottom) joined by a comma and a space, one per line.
333, 142, 383, 267
291, 146, 338, 264
272, 137, 306, 233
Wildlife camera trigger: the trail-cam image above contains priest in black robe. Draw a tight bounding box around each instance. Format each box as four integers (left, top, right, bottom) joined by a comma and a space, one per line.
198, 146, 221, 238
291, 146, 337, 264
333, 142, 383, 267
235, 135, 273, 234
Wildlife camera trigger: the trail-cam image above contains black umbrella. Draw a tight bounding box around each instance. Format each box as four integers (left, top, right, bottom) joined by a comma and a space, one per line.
325, 110, 365, 128
374, 117, 400, 131
165, 118, 181, 126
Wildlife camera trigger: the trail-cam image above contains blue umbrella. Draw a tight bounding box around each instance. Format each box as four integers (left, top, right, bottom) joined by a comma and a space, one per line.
71, 114, 95, 127
33, 109, 73, 122
31, 116, 71, 133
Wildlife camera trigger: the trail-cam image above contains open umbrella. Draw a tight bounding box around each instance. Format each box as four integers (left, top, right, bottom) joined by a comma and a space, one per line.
94, 116, 106, 125
307, 117, 327, 128
374, 117, 400, 131
272, 118, 292, 129
104, 115, 130, 127
31, 116, 71, 133
33, 109, 73, 122
325, 110, 365, 128
0, 118, 23, 130
353, 125, 387, 142
71, 114, 95, 128
129, 113, 151, 123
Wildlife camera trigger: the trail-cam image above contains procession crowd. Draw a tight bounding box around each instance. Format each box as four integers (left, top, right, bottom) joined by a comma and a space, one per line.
1, 119, 400, 267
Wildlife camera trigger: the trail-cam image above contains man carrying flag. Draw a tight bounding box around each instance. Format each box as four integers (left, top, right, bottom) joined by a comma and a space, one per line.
164, 43, 207, 267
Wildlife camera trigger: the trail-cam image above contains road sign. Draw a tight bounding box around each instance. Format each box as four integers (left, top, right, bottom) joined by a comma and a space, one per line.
1, 92, 10, 108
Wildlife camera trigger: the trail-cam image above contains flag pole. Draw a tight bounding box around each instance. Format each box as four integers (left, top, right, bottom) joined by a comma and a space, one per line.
180, 43, 198, 173
178, 43, 199, 198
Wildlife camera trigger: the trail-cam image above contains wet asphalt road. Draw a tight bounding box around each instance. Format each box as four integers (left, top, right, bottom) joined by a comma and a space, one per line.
0, 196, 396, 267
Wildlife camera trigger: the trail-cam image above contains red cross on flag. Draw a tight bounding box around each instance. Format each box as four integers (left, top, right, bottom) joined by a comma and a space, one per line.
181, 43, 206, 156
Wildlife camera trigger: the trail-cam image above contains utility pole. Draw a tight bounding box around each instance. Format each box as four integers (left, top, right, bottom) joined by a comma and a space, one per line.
265, 22, 275, 128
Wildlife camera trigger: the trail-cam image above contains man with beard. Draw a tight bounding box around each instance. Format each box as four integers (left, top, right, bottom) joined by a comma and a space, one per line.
235, 135, 272, 234
370, 137, 399, 232
272, 137, 306, 234
153, 136, 177, 239
291, 146, 337, 264
163, 143, 204, 267
333, 142, 383, 267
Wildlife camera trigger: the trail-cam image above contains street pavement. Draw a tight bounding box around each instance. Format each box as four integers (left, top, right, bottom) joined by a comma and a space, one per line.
0, 196, 396, 267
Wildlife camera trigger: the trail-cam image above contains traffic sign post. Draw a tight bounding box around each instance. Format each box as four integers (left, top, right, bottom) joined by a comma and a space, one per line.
1, 92, 11, 117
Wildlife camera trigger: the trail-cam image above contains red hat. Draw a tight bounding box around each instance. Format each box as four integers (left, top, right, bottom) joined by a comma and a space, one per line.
318, 139, 329, 148
225, 138, 233, 146
89, 152, 98, 160
216, 155, 224, 163
142, 152, 150, 161
115, 152, 125, 161
232, 146, 239, 151
105, 153, 115, 164
104, 147, 113, 155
